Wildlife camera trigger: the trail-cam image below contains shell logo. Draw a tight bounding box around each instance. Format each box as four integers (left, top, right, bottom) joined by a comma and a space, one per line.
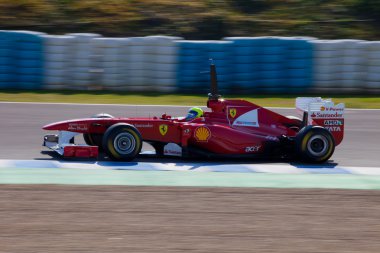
320, 106, 326, 111
194, 126, 211, 142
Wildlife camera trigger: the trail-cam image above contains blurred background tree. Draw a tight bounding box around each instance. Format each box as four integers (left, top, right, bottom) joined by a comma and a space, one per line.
0, 0, 379, 39
354, 0, 380, 21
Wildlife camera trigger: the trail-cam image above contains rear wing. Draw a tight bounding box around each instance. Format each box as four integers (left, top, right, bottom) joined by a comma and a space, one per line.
296, 97, 345, 146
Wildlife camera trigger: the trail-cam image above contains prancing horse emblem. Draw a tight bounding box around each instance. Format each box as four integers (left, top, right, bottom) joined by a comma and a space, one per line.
229, 108, 237, 118
159, 124, 168, 136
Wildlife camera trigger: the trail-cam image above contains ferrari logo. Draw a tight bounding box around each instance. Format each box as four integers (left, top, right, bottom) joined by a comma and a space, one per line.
229, 108, 237, 118
159, 124, 168, 136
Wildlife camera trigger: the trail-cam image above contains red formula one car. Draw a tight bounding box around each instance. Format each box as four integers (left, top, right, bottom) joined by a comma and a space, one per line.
43, 64, 345, 163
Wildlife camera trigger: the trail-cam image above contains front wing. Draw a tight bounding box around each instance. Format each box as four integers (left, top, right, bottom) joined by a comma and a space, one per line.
43, 131, 98, 158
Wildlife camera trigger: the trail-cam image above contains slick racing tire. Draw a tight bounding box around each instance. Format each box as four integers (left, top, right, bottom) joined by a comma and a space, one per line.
102, 123, 142, 161
295, 126, 335, 163
83, 113, 113, 149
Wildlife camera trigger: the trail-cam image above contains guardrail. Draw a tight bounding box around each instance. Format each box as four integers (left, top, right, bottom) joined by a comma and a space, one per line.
0, 30, 379, 93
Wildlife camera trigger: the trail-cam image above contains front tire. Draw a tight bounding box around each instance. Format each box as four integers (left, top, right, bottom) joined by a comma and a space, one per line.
295, 126, 335, 163
83, 113, 114, 149
102, 123, 142, 161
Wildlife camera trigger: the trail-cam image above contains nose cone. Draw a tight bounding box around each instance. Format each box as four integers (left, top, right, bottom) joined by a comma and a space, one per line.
42, 121, 69, 130
42, 119, 92, 132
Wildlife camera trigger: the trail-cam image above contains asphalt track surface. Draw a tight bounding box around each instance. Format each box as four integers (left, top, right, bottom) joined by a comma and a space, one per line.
1, 102, 380, 252
0, 102, 379, 167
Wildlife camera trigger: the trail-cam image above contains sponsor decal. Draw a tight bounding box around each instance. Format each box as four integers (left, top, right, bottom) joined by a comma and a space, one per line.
183, 128, 191, 135
159, 124, 168, 136
311, 112, 343, 118
235, 121, 258, 127
329, 107, 344, 112
320, 106, 344, 112
245, 146, 261, 153
311, 106, 344, 119
325, 126, 342, 132
265, 136, 279, 141
194, 126, 211, 142
324, 120, 343, 126
232, 109, 259, 127
229, 108, 237, 118
163, 143, 182, 157
134, 123, 153, 128
164, 149, 182, 156
68, 123, 88, 131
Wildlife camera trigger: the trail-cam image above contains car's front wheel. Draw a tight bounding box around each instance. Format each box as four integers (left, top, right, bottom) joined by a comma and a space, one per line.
83, 113, 113, 149
102, 123, 142, 161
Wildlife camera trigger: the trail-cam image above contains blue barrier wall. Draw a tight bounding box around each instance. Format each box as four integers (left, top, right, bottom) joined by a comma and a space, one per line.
224, 37, 314, 93
255, 37, 287, 92
226, 38, 259, 92
0, 31, 44, 89
0, 30, 377, 93
12, 31, 44, 89
177, 37, 313, 93
176, 40, 234, 93
0, 31, 15, 88
176, 41, 211, 93
283, 38, 313, 92
206, 41, 233, 92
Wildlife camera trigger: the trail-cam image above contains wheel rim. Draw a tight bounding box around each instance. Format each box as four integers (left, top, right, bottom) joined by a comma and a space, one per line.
307, 134, 328, 157
113, 132, 136, 155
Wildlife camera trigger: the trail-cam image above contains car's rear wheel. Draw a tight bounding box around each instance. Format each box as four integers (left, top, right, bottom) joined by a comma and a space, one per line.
295, 126, 335, 163
83, 113, 113, 149
102, 123, 142, 161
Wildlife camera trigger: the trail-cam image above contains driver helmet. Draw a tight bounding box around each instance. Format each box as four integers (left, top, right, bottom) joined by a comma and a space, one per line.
185, 107, 204, 121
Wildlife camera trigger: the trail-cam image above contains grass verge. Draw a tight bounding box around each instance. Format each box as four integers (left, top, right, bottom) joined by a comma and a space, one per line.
0, 90, 380, 108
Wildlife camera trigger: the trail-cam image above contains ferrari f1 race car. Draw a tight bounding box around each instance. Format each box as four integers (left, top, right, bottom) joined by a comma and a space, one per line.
43, 64, 345, 163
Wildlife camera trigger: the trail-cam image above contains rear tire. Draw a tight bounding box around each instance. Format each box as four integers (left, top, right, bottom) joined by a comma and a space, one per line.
102, 123, 142, 161
295, 126, 335, 163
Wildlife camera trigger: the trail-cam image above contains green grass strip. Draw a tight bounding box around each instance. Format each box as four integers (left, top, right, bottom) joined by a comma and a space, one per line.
1, 168, 380, 190
1, 90, 380, 108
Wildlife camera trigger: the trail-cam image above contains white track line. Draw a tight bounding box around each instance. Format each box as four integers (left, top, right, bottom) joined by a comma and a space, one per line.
1, 160, 379, 176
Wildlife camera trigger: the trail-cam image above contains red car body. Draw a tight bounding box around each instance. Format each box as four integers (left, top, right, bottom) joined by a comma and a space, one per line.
43, 64, 344, 163
43, 96, 344, 162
